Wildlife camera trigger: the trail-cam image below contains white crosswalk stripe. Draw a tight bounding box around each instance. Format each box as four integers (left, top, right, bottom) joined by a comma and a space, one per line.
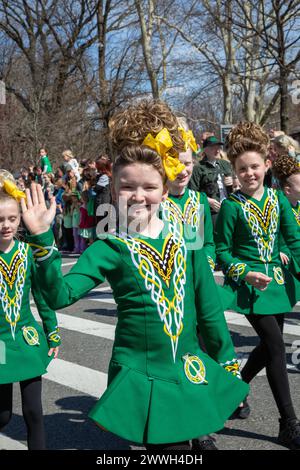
0, 434, 27, 450
32, 308, 116, 340
44, 359, 107, 398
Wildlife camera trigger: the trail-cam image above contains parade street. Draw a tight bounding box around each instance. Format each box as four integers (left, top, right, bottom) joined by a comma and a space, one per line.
1, 255, 300, 451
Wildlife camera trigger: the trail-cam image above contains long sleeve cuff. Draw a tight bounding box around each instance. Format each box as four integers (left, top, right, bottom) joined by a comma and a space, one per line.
27, 230, 58, 265
220, 358, 241, 380
225, 262, 250, 284
46, 326, 61, 347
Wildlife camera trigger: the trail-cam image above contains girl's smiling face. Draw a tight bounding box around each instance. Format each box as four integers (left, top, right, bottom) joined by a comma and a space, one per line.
0, 198, 20, 246
284, 173, 300, 204
167, 149, 193, 195
113, 163, 167, 227
234, 151, 270, 195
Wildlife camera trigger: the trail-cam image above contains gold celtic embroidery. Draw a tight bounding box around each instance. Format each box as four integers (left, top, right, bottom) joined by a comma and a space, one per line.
207, 256, 215, 272
22, 326, 40, 346
134, 235, 178, 287
48, 327, 60, 343
162, 190, 201, 228
273, 266, 285, 285
0, 242, 29, 339
29, 241, 58, 264
230, 189, 279, 265
292, 205, 300, 226
227, 263, 246, 282
115, 213, 187, 363
0, 250, 25, 289
220, 358, 241, 379
183, 353, 208, 385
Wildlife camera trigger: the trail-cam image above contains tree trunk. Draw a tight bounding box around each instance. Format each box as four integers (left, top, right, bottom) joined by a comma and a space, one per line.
275, 0, 289, 132
97, 0, 110, 150
135, 0, 160, 99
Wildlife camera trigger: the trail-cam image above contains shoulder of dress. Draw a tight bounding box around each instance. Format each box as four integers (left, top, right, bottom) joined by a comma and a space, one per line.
92, 235, 124, 251
226, 192, 241, 204
198, 191, 208, 201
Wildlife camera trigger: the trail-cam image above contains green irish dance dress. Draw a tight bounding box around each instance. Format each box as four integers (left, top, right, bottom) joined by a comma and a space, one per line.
215, 187, 300, 315
0, 240, 60, 384
291, 201, 300, 227
27, 218, 248, 445
161, 189, 216, 270
280, 200, 300, 289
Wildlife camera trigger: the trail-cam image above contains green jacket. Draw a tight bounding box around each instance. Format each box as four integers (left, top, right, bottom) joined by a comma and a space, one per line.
189, 157, 233, 212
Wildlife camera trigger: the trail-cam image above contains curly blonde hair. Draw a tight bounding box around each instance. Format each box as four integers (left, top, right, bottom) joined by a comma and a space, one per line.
272, 154, 300, 186
109, 100, 185, 156
0, 170, 18, 203
273, 134, 300, 154
227, 122, 270, 164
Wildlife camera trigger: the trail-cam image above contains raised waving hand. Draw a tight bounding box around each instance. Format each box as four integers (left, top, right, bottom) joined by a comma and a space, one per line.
21, 184, 56, 235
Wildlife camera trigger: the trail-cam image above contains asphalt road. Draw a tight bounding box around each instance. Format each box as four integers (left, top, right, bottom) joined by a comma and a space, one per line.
1, 255, 300, 450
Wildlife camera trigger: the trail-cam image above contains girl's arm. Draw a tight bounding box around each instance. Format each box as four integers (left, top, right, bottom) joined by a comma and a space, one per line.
193, 248, 241, 378
21, 184, 114, 310
215, 200, 271, 290
201, 192, 216, 271
27, 230, 115, 310
215, 199, 251, 284
279, 191, 300, 265
30, 250, 61, 352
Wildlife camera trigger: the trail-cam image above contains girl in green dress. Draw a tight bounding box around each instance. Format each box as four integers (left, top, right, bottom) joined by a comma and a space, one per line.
161, 125, 216, 271
272, 154, 300, 277
0, 170, 60, 450
39, 148, 53, 175
160, 123, 217, 450
21, 100, 248, 450
215, 122, 300, 449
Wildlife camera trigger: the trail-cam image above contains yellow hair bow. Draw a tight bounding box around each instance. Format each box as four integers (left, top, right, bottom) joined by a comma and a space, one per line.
142, 128, 185, 181
3, 179, 26, 202
179, 127, 198, 153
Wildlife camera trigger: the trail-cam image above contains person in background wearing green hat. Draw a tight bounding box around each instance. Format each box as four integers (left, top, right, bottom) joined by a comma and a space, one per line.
189, 136, 233, 226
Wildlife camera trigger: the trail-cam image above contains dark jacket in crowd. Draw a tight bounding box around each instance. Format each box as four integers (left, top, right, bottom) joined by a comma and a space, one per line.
189, 157, 233, 211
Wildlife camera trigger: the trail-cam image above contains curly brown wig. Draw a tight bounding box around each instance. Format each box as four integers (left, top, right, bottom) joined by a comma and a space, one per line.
272, 154, 300, 186
113, 145, 167, 183
109, 100, 185, 157
226, 122, 270, 164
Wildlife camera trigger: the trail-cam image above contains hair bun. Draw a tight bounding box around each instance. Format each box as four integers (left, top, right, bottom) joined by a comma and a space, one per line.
109, 99, 185, 158
0, 169, 16, 190
272, 154, 300, 182
227, 122, 269, 162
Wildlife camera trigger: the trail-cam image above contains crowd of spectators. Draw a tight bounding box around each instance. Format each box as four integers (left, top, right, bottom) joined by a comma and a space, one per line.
15, 149, 112, 253
14, 128, 300, 252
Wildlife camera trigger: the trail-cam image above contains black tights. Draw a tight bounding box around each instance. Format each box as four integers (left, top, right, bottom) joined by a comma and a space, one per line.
242, 314, 296, 421
0, 376, 45, 450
